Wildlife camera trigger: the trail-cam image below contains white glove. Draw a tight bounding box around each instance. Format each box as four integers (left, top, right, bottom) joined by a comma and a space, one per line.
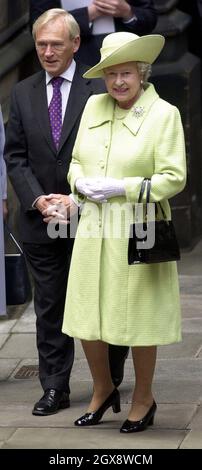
75, 178, 96, 198
76, 177, 125, 202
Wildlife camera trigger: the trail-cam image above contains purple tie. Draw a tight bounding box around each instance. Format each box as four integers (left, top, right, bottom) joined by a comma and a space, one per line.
48, 76, 64, 149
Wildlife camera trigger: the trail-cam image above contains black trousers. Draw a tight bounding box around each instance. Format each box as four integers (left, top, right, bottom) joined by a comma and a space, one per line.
24, 238, 129, 393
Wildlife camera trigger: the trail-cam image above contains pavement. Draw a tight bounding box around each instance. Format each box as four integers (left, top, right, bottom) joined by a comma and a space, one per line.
0, 240, 202, 451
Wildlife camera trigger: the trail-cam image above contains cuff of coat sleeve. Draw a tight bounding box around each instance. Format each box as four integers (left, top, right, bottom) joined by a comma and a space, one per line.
68, 171, 85, 202
123, 176, 145, 203
71, 179, 86, 204
32, 195, 44, 210
122, 14, 137, 24
69, 193, 81, 207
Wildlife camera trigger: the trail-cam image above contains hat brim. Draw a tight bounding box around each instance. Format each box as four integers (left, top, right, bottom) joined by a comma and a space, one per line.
83, 35, 165, 79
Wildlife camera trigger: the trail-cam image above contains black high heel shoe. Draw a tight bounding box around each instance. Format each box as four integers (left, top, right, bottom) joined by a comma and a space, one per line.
74, 389, 121, 426
120, 400, 157, 433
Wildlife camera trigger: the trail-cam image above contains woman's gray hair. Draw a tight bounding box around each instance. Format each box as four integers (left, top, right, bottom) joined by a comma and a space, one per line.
136, 62, 152, 83
32, 8, 80, 41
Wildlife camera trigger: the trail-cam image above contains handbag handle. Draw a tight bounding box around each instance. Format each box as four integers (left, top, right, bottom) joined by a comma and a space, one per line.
136, 178, 150, 222
4, 222, 23, 254
138, 178, 147, 203
138, 178, 151, 204
138, 178, 167, 220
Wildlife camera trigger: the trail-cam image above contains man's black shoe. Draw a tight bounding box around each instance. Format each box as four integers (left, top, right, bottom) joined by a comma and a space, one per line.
109, 345, 129, 387
32, 389, 70, 416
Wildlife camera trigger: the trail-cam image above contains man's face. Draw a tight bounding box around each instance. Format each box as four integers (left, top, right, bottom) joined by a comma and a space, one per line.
35, 17, 80, 76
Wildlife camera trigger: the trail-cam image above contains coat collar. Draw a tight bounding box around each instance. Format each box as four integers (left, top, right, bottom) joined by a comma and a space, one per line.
88, 94, 114, 128
88, 83, 159, 135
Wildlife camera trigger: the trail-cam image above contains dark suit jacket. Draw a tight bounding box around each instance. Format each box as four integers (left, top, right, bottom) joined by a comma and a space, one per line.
30, 1, 157, 64
4, 62, 105, 243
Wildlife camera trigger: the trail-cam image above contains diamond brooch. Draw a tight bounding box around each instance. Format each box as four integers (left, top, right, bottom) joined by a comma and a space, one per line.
132, 106, 145, 118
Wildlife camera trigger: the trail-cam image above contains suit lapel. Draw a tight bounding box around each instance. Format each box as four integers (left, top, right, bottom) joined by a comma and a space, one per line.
30, 64, 94, 155
30, 71, 56, 154
58, 64, 92, 152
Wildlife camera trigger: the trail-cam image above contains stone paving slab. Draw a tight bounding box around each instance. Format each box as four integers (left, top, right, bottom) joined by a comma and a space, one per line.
187, 405, 202, 430
1, 427, 188, 449
0, 334, 9, 349
0, 320, 17, 333
0, 379, 93, 405
0, 374, 200, 413
0, 404, 124, 429
179, 276, 202, 295
119, 381, 202, 406
0, 428, 16, 441
197, 348, 202, 358
0, 333, 37, 358
0, 403, 196, 431
0, 380, 42, 403
144, 381, 202, 405
1, 357, 202, 404
158, 333, 202, 359
0, 359, 20, 381
9, 358, 39, 379
178, 240, 202, 277
180, 430, 202, 449
75, 339, 87, 360
180, 295, 202, 318
12, 312, 36, 333
182, 318, 202, 333
70, 357, 202, 384
155, 358, 202, 381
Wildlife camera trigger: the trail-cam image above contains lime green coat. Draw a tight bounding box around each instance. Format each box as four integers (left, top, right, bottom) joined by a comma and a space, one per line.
62, 83, 186, 346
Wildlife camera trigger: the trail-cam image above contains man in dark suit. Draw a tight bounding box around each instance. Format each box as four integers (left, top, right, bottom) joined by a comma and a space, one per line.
5, 8, 128, 416
29, 1, 157, 65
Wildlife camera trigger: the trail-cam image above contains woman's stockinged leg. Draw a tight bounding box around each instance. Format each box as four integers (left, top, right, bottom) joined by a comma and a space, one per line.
129, 346, 157, 421
81, 339, 115, 412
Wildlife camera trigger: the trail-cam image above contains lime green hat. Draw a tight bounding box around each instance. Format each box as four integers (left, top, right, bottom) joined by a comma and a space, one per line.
83, 32, 165, 79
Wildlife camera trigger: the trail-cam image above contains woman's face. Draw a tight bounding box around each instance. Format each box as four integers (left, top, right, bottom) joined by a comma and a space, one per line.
104, 61, 142, 109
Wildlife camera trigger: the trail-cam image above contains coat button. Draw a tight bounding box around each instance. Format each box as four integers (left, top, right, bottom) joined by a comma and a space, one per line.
57, 159, 62, 165
99, 161, 105, 169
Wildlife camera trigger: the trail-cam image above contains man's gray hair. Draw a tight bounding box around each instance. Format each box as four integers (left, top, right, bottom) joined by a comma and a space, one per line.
32, 8, 80, 41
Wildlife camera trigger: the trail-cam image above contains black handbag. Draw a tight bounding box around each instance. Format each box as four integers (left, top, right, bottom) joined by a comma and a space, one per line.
128, 178, 180, 265
5, 225, 32, 305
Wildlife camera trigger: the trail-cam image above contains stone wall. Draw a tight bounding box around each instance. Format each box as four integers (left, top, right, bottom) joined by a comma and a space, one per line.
0, 0, 35, 119
0, 0, 35, 245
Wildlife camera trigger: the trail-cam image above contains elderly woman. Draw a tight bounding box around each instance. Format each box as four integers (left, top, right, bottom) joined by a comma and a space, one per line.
62, 32, 186, 433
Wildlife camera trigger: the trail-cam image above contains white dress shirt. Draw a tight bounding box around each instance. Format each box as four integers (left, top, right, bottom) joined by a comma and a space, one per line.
46, 59, 76, 122
32, 60, 76, 208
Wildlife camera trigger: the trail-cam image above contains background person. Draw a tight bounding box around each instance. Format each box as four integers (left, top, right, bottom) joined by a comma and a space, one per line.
0, 107, 7, 317
62, 31, 186, 433
29, 0, 158, 65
